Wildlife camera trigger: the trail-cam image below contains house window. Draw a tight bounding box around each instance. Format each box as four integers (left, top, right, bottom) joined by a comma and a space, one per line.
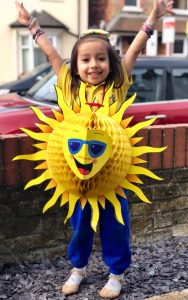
173, 0, 188, 9
125, 0, 139, 7
123, 0, 141, 11
19, 33, 58, 74
173, 37, 188, 56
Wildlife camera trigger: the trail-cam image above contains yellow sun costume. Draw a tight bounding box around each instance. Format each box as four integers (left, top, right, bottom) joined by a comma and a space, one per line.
13, 82, 166, 232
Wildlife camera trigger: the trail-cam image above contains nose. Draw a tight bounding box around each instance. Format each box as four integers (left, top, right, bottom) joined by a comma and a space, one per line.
90, 58, 98, 68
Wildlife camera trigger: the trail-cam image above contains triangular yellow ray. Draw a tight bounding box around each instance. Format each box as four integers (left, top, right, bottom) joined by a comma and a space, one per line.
121, 178, 151, 203
52, 109, 64, 122
21, 128, 50, 142
55, 85, 75, 119
121, 116, 134, 129
98, 83, 114, 116
109, 101, 117, 117
64, 194, 79, 223
45, 179, 57, 191
73, 100, 81, 113
115, 186, 126, 198
79, 82, 92, 113
60, 191, 69, 207
132, 157, 147, 164
35, 161, 48, 170
13, 150, 47, 161
24, 169, 52, 190
125, 117, 157, 138
43, 184, 64, 213
88, 197, 99, 232
126, 174, 143, 184
112, 93, 136, 124
132, 146, 167, 157
33, 142, 47, 150
37, 123, 52, 133
80, 197, 87, 209
128, 165, 163, 180
98, 195, 106, 209
31, 106, 59, 129
105, 191, 124, 225
130, 137, 143, 145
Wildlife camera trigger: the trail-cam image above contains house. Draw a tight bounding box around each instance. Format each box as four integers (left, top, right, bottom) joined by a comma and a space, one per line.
89, 0, 188, 57
0, 0, 88, 84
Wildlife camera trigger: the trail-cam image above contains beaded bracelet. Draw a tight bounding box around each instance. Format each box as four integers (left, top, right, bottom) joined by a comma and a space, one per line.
28, 17, 37, 30
141, 22, 154, 38
33, 28, 45, 42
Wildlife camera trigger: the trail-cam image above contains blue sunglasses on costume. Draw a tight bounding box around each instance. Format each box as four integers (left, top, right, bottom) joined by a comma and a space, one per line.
68, 139, 106, 158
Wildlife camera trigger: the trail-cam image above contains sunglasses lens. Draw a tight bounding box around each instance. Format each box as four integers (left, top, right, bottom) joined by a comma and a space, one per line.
68, 140, 82, 154
89, 142, 106, 158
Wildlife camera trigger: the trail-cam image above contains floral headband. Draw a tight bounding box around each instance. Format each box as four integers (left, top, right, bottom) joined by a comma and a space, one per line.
79, 29, 110, 43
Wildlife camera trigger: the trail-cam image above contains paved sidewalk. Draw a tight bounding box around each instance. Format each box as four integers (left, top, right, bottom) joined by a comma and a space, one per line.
145, 289, 188, 300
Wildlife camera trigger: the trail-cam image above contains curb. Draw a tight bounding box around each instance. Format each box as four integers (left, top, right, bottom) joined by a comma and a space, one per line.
145, 289, 188, 300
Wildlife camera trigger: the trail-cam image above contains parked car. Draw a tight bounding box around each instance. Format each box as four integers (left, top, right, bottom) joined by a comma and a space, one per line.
0, 62, 52, 95
0, 57, 188, 134
125, 56, 188, 124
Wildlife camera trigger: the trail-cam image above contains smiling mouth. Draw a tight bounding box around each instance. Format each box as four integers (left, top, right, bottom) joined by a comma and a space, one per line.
89, 72, 101, 77
74, 158, 93, 175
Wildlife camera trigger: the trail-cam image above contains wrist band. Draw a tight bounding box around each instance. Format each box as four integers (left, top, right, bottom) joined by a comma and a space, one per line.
141, 22, 154, 38
28, 17, 37, 30
33, 29, 45, 42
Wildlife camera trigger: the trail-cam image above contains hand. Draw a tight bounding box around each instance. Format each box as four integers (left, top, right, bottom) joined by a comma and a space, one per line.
15, 1, 31, 26
153, 0, 173, 18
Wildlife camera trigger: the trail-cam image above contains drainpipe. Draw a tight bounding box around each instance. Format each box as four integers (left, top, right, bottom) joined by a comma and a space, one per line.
78, 0, 81, 36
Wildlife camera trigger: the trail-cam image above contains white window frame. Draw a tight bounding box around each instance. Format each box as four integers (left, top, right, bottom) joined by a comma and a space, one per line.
173, 0, 188, 15
123, 0, 142, 12
17, 29, 59, 74
18, 31, 34, 73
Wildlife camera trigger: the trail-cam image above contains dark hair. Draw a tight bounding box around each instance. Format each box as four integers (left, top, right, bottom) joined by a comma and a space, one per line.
70, 35, 124, 93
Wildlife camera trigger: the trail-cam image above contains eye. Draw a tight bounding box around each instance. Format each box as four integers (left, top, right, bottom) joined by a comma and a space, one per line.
82, 58, 89, 62
89, 142, 106, 158
68, 140, 82, 154
98, 56, 106, 61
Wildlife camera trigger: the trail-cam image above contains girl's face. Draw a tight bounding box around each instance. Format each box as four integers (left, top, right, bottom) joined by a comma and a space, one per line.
76, 39, 110, 85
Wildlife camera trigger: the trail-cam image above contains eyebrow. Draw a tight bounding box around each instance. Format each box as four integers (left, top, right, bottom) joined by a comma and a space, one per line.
80, 52, 108, 57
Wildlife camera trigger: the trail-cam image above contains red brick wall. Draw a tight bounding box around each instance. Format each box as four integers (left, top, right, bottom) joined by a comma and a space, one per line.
0, 125, 187, 187
0, 125, 187, 262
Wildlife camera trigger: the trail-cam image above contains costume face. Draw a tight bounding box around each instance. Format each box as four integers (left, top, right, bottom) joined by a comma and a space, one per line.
63, 128, 112, 180
77, 40, 110, 85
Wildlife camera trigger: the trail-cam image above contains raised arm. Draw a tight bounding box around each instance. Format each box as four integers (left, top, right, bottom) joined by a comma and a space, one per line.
123, 0, 173, 78
15, 1, 63, 75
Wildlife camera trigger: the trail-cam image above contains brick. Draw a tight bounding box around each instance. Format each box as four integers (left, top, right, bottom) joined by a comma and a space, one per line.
135, 128, 149, 168
0, 136, 5, 185
2, 135, 21, 186
149, 127, 163, 170
175, 126, 186, 168
17, 134, 36, 184
162, 127, 174, 169
186, 127, 188, 167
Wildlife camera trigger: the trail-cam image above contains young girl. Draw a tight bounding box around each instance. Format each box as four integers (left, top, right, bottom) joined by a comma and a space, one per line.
15, 1, 173, 298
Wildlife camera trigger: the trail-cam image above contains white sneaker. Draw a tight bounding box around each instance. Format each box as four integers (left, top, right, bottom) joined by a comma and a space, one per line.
99, 273, 123, 299
61, 267, 86, 295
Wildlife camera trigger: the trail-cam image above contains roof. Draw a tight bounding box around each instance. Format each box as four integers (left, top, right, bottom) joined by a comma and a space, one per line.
10, 10, 69, 31
106, 12, 186, 34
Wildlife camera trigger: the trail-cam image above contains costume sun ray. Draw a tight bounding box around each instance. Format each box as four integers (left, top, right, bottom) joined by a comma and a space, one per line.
13, 84, 166, 232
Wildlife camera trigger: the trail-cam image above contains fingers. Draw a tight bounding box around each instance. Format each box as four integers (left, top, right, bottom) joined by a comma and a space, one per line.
15, 1, 21, 10
166, 0, 174, 13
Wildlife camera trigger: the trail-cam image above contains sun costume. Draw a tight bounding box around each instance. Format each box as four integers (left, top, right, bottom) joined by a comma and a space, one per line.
13, 61, 166, 275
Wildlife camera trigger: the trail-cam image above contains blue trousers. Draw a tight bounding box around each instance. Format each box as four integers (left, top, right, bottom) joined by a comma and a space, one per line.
68, 193, 131, 275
